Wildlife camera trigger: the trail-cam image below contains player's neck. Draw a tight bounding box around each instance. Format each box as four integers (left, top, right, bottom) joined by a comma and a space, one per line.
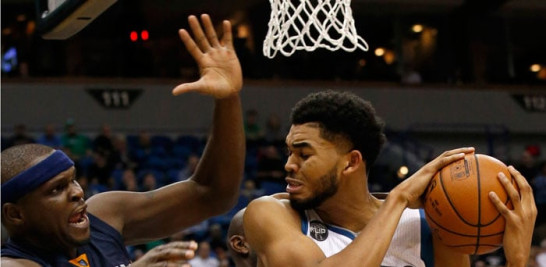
314, 188, 381, 232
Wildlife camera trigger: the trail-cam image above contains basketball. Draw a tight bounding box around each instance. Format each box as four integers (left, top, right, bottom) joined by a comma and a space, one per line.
423, 154, 518, 255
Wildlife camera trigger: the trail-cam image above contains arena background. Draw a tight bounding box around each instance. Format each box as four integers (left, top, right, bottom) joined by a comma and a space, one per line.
2, 0, 546, 266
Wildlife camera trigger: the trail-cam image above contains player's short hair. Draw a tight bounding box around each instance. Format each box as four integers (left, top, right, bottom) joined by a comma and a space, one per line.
290, 90, 386, 172
1, 144, 55, 184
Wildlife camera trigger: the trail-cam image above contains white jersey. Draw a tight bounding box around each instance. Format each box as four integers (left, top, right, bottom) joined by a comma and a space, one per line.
300, 208, 434, 267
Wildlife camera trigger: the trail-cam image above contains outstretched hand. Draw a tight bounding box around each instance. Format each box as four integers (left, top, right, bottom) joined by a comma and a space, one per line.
173, 14, 242, 99
489, 166, 537, 267
392, 147, 475, 209
130, 241, 198, 267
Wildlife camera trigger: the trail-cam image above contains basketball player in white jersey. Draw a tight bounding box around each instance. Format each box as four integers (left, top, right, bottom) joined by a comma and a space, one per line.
244, 90, 536, 267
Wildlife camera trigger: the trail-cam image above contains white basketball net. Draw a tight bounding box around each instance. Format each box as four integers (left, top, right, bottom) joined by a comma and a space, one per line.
263, 0, 369, 58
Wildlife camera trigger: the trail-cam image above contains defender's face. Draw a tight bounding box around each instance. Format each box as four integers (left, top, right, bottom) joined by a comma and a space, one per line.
19, 166, 90, 251
284, 123, 346, 210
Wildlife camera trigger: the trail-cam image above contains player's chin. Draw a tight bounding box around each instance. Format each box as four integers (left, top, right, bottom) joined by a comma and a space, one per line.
67, 226, 91, 246
288, 191, 307, 202
289, 196, 313, 211
72, 234, 91, 246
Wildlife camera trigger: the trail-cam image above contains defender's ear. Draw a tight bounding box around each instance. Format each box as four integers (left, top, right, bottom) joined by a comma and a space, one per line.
2, 203, 25, 226
229, 235, 250, 255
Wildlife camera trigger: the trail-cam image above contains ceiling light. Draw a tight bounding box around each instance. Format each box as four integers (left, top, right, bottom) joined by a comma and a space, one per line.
530, 64, 541, 73
412, 24, 423, 33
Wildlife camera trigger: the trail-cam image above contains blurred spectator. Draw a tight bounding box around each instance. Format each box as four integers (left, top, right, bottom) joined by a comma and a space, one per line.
111, 134, 137, 170
36, 123, 61, 149
87, 151, 115, 188
138, 130, 152, 150
515, 145, 540, 183
244, 109, 263, 143
130, 130, 153, 167
7, 123, 35, 147
256, 145, 285, 183
215, 247, 230, 267
179, 154, 200, 181
263, 113, 284, 146
527, 239, 546, 267
240, 180, 264, 202
208, 223, 227, 252
183, 220, 210, 242
141, 172, 159, 192
93, 123, 114, 155
120, 169, 139, 191
88, 181, 109, 196
534, 160, 546, 227
255, 145, 286, 195
61, 119, 91, 161
537, 253, 546, 267
189, 241, 220, 267
536, 241, 546, 267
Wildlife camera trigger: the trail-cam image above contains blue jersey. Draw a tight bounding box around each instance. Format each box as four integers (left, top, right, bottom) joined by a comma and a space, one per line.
1, 213, 132, 267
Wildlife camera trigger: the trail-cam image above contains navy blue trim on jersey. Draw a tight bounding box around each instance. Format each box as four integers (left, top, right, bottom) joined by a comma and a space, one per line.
300, 210, 309, 235
327, 224, 356, 240
419, 209, 434, 267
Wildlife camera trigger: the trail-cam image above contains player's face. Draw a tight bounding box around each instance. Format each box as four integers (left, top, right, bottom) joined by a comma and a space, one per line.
285, 123, 347, 210
19, 166, 90, 252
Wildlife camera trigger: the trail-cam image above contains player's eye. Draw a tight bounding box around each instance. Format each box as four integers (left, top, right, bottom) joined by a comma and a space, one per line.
51, 183, 67, 194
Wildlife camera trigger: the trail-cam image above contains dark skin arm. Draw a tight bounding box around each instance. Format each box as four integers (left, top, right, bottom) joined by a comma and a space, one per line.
85, 14, 244, 245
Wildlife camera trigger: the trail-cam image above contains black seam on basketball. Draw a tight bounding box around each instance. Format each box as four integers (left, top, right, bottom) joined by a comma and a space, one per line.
447, 244, 501, 251
426, 214, 480, 237
480, 231, 504, 237
448, 244, 500, 248
480, 213, 503, 226
427, 214, 503, 237
475, 154, 481, 255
